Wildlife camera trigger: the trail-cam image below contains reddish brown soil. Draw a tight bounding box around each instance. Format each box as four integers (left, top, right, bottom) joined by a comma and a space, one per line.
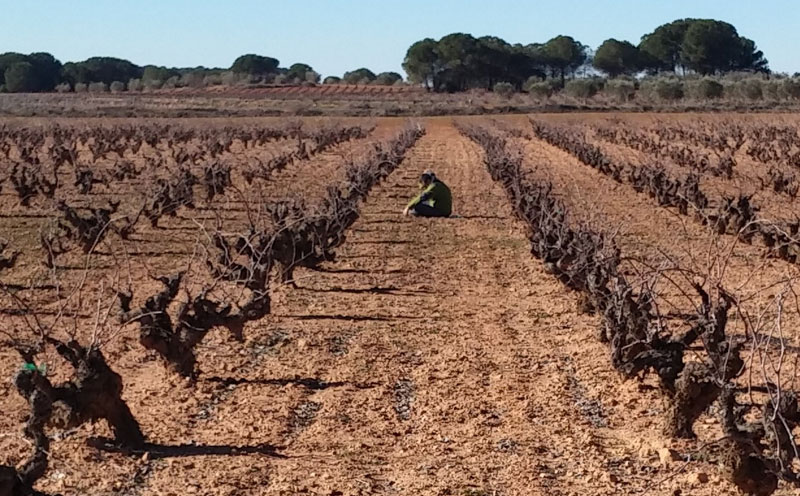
2, 116, 799, 496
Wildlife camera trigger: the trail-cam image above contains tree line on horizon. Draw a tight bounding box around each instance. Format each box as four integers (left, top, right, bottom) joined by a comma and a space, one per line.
0, 52, 405, 94
0, 18, 775, 95
403, 19, 769, 92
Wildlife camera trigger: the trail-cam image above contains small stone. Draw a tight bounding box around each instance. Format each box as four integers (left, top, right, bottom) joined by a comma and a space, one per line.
689, 472, 709, 485
657, 447, 680, 466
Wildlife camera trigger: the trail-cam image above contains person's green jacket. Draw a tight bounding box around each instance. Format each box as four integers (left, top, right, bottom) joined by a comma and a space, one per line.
407, 179, 452, 216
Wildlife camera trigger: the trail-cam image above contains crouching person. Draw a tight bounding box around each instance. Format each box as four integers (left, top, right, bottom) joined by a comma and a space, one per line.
403, 170, 452, 218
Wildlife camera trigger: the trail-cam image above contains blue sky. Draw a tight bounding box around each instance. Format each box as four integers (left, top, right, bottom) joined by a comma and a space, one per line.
1, 1, 798, 76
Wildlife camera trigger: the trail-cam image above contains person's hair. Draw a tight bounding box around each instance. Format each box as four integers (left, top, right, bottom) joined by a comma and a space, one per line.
421, 172, 435, 184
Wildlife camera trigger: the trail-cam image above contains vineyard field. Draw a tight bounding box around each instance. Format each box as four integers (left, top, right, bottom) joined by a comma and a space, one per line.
2, 114, 800, 496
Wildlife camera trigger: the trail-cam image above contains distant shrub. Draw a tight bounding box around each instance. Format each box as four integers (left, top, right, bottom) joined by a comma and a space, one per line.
88, 82, 108, 93
735, 79, 763, 100
493, 81, 515, 98
161, 76, 181, 89
127, 78, 143, 92
687, 78, 724, 99
74, 82, 88, 93
305, 70, 321, 84
274, 74, 288, 85
180, 72, 205, 88
109, 81, 126, 93
323, 76, 341, 84
220, 71, 239, 86
723, 71, 763, 83
343, 68, 377, 84
564, 78, 601, 99
144, 79, 163, 91
55, 82, 72, 93
374, 72, 403, 86
782, 78, 800, 99
657, 80, 684, 101
203, 74, 222, 86
604, 79, 635, 102
763, 80, 781, 100
524, 79, 555, 99
642, 78, 684, 101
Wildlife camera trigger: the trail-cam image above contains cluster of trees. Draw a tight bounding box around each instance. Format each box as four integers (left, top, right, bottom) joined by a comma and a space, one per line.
594, 19, 767, 77
403, 33, 586, 92
0, 50, 409, 93
403, 18, 770, 92
0, 53, 333, 93
228, 54, 321, 83
322, 68, 403, 86
0, 52, 62, 92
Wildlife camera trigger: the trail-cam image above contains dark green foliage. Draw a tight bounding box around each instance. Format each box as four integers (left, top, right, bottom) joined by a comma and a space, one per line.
593, 39, 641, 77
286, 63, 313, 81
0, 52, 29, 86
434, 32, 480, 91
639, 19, 692, 72
402, 33, 550, 92
4, 62, 38, 92
27, 52, 62, 90
639, 19, 768, 74
230, 54, 280, 75
735, 37, 769, 73
342, 67, 376, 84
374, 72, 402, 85
541, 35, 587, 85
323, 76, 342, 84
403, 19, 766, 93
63, 57, 142, 85
682, 20, 752, 74
142, 65, 179, 82
402, 38, 439, 89
0, 52, 62, 91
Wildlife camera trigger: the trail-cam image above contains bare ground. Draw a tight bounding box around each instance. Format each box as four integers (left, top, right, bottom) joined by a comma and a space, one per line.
2, 117, 794, 495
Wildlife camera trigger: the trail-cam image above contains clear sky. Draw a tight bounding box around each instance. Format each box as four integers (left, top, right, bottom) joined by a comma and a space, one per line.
0, 0, 797, 76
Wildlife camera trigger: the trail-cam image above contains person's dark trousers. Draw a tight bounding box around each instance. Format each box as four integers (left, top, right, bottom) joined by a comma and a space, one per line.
410, 204, 449, 217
